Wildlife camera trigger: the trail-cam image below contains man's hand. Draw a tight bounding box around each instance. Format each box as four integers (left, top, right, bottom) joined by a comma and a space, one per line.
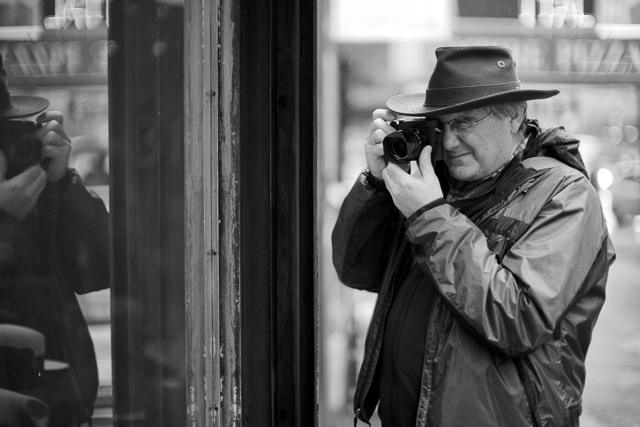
382, 145, 444, 218
0, 150, 46, 220
365, 109, 397, 178
35, 111, 71, 182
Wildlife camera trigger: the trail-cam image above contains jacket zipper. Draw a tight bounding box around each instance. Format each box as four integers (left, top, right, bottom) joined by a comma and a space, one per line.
354, 216, 409, 423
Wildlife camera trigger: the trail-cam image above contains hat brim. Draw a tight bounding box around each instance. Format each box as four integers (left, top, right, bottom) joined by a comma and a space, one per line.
0, 96, 49, 119
387, 89, 560, 117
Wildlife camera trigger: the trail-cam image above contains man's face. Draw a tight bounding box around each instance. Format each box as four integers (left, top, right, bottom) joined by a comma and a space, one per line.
438, 108, 520, 182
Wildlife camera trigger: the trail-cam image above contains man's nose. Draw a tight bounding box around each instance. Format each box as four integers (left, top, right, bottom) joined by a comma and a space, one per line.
441, 127, 459, 151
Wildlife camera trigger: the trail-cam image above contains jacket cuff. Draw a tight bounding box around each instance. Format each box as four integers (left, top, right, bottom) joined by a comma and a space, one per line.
406, 197, 447, 225
56, 168, 77, 192
362, 169, 388, 193
57, 168, 91, 203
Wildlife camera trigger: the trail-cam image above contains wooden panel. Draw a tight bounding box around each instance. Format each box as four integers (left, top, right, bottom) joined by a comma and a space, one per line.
272, 2, 318, 425
185, 1, 220, 426
113, 0, 317, 424
218, 1, 243, 425
237, 0, 273, 423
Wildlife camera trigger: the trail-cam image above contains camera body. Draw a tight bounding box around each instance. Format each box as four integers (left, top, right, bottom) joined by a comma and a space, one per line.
382, 118, 442, 164
0, 120, 43, 179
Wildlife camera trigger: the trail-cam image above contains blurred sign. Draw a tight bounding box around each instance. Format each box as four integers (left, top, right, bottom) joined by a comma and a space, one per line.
454, 35, 640, 83
553, 38, 640, 73
329, 0, 452, 42
44, 0, 107, 30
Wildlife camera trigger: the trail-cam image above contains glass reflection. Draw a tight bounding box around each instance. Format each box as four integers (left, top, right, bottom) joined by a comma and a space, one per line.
0, 2, 110, 426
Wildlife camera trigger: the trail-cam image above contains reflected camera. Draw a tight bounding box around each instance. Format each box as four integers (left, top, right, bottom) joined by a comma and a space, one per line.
383, 118, 442, 164
0, 120, 43, 179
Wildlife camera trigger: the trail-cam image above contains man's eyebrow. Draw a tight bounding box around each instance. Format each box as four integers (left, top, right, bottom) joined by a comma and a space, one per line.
444, 114, 474, 121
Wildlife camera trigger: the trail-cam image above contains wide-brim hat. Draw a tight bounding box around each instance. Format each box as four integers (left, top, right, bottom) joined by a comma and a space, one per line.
386, 45, 559, 117
0, 54, 49, 119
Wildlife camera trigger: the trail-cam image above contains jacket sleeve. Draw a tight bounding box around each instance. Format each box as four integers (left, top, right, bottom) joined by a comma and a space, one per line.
48, 169, 110, 294
331, 173, 399, 292
406, 168, 615, 356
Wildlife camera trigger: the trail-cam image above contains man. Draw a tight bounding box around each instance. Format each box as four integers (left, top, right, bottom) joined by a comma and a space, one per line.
332, 46, 615, 426
0, 53, 110, 427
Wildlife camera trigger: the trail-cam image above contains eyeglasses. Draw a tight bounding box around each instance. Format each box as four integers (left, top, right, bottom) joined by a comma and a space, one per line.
436, 111, 493, 136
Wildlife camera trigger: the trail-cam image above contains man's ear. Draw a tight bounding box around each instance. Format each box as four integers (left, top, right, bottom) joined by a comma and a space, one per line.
508, 109, 524, 134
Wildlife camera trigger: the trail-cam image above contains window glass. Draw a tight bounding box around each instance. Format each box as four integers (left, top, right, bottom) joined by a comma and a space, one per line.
0, 1, 111, 425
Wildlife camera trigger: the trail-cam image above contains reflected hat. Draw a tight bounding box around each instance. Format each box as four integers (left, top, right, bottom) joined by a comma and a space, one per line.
0, 53, 49, 119
386, 45, 559, 117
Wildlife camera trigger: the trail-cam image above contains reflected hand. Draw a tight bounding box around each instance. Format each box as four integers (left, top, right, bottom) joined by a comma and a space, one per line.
35, 111, 71, 182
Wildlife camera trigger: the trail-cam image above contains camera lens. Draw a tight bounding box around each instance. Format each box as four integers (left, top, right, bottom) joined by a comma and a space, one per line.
383, 128, 426, 164
13, 135, 40, 162
5, 134, 43, 179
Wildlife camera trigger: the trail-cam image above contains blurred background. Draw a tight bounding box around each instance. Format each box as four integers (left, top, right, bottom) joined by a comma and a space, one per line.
317, 1, 640, 426
1, 0, 639, 426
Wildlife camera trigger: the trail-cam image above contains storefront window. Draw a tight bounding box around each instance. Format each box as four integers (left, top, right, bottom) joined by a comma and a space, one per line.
2, 1, 318, 425
0, 1, 111, 425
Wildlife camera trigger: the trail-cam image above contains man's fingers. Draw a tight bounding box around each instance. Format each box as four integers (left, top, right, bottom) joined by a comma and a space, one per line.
372, 108, 397, 122
369, 109, 397, 134
368, 128, 390, 145
36, 110, 64, 127
369, 118, 396, 137
35, 121, 71, 144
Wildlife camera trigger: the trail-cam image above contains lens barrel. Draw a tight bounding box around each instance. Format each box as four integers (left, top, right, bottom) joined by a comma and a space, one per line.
7, 135, 42, 178
0, 121, 43, 179
383, 128, 426, 164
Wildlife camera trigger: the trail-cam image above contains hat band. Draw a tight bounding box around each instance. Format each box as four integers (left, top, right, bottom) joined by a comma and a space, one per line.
424, 81, 521, 107
0, 91, 11, 110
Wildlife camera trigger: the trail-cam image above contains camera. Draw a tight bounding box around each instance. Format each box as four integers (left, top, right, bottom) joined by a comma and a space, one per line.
382, 118, 442, 164
0, 120, 43, 179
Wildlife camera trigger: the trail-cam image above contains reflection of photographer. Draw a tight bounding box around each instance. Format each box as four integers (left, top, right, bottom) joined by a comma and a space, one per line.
0, 53, 109, 427
0, 112, 72, 218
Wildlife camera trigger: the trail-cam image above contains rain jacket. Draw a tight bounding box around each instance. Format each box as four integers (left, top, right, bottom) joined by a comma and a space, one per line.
0, 169, 110, 424
332, 122, 616, 427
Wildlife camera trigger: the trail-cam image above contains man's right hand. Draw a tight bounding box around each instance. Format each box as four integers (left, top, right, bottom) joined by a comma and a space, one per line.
0, 151, 47, 220
365, 109, 397, 178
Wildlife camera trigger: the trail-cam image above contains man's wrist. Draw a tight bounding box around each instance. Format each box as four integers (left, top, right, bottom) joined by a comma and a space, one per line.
55, 168, 77, 193
363, 169, 387, 192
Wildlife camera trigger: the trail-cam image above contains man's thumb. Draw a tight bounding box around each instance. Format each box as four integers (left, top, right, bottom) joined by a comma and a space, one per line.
419, 145, 433, 176
409, 160, 421, 178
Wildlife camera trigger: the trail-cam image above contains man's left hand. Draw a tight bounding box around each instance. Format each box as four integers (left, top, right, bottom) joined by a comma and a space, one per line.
382, 146, 444, 218
34, 111, 71, 182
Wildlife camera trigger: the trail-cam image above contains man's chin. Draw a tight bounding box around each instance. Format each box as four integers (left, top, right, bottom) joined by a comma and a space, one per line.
447, 165, 478, 182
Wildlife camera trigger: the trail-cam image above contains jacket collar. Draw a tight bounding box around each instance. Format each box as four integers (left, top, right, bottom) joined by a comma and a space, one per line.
522, 119, 588, 177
